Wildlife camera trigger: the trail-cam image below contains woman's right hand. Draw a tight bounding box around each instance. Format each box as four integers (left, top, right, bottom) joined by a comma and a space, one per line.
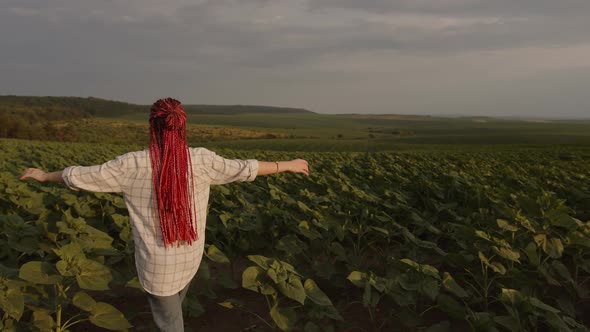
19, 168, 47, 182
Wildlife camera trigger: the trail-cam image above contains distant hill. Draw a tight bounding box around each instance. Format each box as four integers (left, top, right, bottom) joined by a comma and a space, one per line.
0, 96, 313, 119
183, 104, 313, 115
0, 95, 314, 141
0, 96, 145, 119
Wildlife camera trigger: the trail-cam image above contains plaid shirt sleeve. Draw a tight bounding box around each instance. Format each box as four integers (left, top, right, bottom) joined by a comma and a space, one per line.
62, 154, 128, 193
202, 149, 259, 185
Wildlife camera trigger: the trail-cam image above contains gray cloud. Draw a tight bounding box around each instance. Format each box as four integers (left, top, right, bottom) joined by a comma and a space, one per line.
308, 0, 590, 18
1, 0, 590, 117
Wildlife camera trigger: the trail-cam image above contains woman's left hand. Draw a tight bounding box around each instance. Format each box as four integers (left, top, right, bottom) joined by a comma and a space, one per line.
287, 159, 309, 176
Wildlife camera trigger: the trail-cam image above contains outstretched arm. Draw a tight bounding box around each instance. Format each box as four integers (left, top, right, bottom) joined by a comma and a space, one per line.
204, 149, 309, 185
19, 168, 64, 183
257, 159, 309, 176
19, 155, 127, 193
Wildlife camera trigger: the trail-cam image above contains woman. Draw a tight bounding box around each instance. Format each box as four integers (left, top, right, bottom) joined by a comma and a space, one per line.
19, 98, 310, 331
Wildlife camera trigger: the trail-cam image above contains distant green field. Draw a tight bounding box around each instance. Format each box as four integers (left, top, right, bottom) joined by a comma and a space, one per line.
4, 95, 590, 151
119, 112, 590, 151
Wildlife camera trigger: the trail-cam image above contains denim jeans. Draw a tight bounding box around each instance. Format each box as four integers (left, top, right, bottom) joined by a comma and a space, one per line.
146, 282, 191, 332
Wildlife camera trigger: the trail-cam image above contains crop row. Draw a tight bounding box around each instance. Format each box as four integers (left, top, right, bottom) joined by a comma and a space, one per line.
1, 139, 590, 331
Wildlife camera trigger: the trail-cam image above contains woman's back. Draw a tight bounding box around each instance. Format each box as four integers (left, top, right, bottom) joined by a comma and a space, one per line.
61, 147, 259, 296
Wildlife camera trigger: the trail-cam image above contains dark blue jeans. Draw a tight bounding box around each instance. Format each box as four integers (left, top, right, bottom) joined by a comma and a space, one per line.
146, 282, 191, 332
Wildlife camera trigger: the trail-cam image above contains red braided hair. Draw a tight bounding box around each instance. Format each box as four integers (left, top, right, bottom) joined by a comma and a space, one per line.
149, 98, 197, 247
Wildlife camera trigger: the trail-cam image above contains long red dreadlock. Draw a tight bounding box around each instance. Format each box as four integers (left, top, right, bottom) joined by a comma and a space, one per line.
149, 98, 197, 247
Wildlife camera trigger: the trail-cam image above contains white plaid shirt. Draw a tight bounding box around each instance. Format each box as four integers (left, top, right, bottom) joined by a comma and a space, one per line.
62, 148, 258, 296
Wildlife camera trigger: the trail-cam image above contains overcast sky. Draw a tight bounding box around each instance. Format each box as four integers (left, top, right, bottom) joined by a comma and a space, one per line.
2, 0, 590, 117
